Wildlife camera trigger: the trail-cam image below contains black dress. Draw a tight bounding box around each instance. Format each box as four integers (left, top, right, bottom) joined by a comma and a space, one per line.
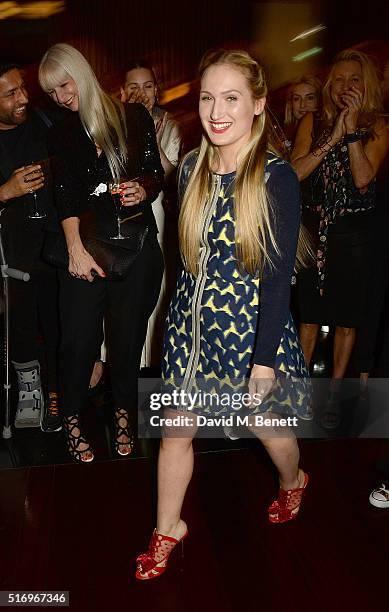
48, 103, 164, 417
298, 132, 375, 328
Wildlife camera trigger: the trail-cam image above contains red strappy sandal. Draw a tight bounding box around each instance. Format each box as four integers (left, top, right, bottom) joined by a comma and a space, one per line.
268, 472, 309, 524
135, 529, 188, 581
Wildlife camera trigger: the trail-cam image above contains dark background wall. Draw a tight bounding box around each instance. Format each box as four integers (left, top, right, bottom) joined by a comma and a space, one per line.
0, 0, 251, 89
0, 0, 388, 110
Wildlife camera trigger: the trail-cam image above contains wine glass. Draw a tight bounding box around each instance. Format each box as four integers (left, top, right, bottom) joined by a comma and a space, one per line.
28, 190, 46, 219
108, 180, 126, 239
26, 160, 48, 220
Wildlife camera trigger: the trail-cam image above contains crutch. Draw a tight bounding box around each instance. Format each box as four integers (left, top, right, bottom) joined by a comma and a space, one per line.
0, 214, 29, 439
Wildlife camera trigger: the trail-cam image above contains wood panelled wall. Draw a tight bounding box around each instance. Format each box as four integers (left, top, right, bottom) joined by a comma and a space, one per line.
48, 0, 251, 91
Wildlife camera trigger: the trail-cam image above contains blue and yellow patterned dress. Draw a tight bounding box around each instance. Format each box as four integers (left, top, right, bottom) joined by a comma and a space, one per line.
162, 151, 311, 418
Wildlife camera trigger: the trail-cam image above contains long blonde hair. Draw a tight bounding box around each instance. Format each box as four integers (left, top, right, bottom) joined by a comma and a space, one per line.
322, 49, 383, 132
284, 75, 322, 126
39, 43, 127, 179
179, 49, 284, 277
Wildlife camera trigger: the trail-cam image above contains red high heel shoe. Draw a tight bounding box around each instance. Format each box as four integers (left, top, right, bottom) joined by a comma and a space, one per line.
135, 529, 188, 580
268, 472, 309, 524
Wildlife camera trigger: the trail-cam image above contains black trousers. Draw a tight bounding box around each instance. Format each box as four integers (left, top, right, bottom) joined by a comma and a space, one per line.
9, 260, 59, 391
58, 237, 164, 417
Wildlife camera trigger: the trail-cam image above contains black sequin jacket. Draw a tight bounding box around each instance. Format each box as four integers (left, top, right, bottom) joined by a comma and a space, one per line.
47, 102, 164, 238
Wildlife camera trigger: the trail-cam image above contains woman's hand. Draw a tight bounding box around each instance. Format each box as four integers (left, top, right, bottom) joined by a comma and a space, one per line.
123, 88, 153, 114
331, 107, 347, 143
68, 244, 105, 282
341, 85, 363, 133
119, 180, 146, 206
247, 364, 275, 408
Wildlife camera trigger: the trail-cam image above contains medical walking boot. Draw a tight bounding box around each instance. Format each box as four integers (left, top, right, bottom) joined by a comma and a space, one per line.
13, 360, 44, 428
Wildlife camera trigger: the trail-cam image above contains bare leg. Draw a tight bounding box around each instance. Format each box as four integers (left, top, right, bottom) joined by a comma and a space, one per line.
89, 360, 104, 388
155, 411, 198, 538
333, 326, 356, 379
299, 323, 320, 368
135, 428, 194, 580
247, 414, 302, 487
261, 436, 302, 489
156, 436, 193, 539
247, 419, 303, 489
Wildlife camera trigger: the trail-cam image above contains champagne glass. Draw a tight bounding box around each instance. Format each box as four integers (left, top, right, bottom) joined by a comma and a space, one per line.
26, 160, 48, 220
109, 180, 126, 239
29, 190, 46, 219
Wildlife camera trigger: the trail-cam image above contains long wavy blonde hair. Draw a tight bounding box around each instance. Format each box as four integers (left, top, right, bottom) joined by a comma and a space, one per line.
179, 49, 311, 277
179, 49, 279, 277
322, 49, 383, 132
39, 43, 127, 179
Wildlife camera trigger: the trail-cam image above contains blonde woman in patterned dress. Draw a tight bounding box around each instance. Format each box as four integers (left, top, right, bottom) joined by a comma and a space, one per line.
135, 49, 311, 580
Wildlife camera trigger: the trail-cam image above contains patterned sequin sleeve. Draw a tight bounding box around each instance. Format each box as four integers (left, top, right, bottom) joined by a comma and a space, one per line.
253, 160, 301, 368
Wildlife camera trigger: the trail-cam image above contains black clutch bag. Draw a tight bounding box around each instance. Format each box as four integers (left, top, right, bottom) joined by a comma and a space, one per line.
43, 211, 148, 280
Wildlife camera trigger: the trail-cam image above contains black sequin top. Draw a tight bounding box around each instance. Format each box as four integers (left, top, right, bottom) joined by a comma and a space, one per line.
47, 102, 164, 237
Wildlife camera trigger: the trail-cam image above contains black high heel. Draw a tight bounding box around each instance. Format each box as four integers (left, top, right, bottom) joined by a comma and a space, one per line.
114, 408, 134, 456
63, 415, 94, 463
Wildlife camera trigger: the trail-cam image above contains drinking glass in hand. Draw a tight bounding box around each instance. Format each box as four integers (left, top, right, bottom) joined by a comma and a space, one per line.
109, 180, 126, 239
25, 160, 49, 219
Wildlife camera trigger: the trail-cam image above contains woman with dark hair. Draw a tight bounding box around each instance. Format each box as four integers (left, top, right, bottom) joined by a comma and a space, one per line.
121, 60, 182, 368
121, 60, 181, 176
135, 49, 311, 580
39, 43, 164, 461
292, 49, 389, 426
